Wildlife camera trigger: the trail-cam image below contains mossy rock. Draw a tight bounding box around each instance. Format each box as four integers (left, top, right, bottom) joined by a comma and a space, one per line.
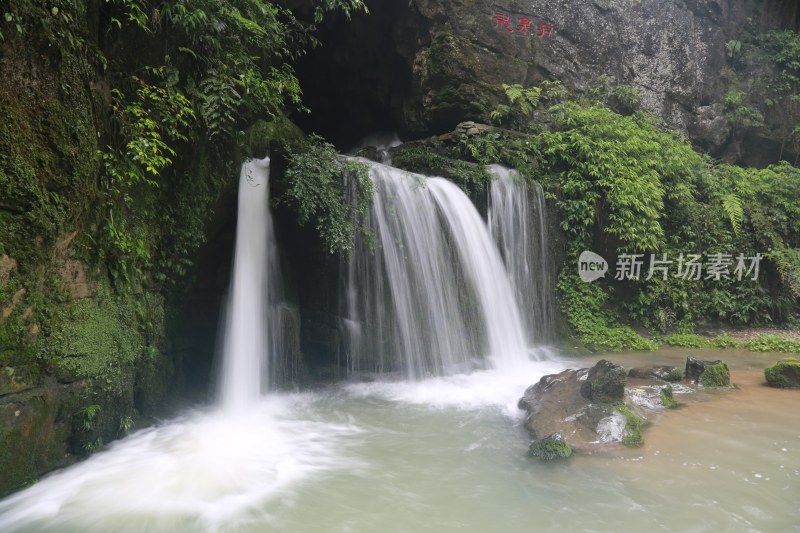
663, 367, 684, 382
528, 432, 573, 460
764, 358, 800, 389
618, 405, 648, 447
699, 362, 731, 387
660, 384, 680, 409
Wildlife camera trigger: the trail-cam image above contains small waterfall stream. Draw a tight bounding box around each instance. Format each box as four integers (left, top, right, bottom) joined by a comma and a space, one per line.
343, 161, 530, 379
218, 157, 274, 409
487, 164, 555, 342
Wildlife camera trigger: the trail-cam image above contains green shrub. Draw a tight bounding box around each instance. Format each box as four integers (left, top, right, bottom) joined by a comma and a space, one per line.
747, 335, 800, 353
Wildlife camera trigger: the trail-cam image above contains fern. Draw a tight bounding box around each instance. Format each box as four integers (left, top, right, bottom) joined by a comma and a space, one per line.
721, 193, 744, 235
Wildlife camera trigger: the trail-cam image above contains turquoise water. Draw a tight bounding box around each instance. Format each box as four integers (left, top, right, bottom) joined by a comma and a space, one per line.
0, 352, 797, 532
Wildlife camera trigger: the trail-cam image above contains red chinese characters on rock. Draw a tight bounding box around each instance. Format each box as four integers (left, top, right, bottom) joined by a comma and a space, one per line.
494, 11, 554, 40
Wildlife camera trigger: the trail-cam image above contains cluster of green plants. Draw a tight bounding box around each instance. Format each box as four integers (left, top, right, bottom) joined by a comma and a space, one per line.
413, 73, 800, 351
724, 29, 800, 161
281, 135, 374, 254
1, 0, 368, 470
663, 332, 800, 353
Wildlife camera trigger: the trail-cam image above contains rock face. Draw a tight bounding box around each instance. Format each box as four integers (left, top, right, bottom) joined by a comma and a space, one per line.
299, 0, 799, 153
518, 359, 627, 446
764, 358, 800, 389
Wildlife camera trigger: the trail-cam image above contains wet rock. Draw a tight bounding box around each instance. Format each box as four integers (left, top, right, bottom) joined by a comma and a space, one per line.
528, 432, 573, 460
580, 359, 626, 403
685, 356, 722, 382
519, 360, 626, 447
660, 384, 680, 409
596, 412, 627, 443
628, 365, 679, 381
700, 361, 731, 387
764, 358, 800, 389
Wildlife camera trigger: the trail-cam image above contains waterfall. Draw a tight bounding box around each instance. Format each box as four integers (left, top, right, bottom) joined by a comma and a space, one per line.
343, 161, 530, 379
488, 165, 555, 342
218, 156, 283, 410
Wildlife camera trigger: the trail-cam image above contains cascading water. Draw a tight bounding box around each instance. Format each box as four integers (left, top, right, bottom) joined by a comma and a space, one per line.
488, 164, 555, 342
0, 156, 360, 532
343, 161, 530, 379
218, 156, 283, 410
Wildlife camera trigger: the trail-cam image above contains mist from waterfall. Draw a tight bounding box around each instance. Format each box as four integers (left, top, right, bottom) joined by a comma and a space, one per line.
488, 164, 555, 342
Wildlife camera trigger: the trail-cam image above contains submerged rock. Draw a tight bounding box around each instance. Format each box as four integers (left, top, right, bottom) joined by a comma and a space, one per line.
764, 358, 800, 389
628, 365, 679, 381
528, 432, 573, 461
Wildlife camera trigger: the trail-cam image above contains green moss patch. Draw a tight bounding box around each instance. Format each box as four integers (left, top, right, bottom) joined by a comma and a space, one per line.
765, 358, 800, 389
528, 433, 573, 460
660, 385, 680, 408
618, 405, 648, 447
700, 362, 731, 387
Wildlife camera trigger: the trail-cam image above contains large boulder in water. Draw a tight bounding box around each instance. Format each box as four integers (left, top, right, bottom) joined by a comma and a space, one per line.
765, 358, 800, 389
518, 359, 627, 446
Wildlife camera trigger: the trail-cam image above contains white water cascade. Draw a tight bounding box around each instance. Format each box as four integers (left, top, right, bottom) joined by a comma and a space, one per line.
488, 164, 555, 342
219, 156, 283, 410
343, 161, 531, 379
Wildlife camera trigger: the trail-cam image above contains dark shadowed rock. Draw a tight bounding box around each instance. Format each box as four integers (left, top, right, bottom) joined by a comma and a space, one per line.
580, 359, 626, 403
685, 356, 722, 383
628, 365, 679, 381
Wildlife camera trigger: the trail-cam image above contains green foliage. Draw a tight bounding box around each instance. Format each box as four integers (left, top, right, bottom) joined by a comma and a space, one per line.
664, 367, 684, 382
663, 333, 706, 348
281, 135, 373, 254
723, 89, 764, 130
557, 271, 657, 352
491, 81, 564, 127
79, 404, 101, 431
725, 30, 800, 158
391, 145, 491, 195
118, 415, 135, 436
700, 362, 731, 387
747, 335, 800, 353
764, 358, 800, 388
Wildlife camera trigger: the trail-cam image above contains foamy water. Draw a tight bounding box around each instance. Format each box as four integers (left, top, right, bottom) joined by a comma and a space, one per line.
0, 396, 363, 532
